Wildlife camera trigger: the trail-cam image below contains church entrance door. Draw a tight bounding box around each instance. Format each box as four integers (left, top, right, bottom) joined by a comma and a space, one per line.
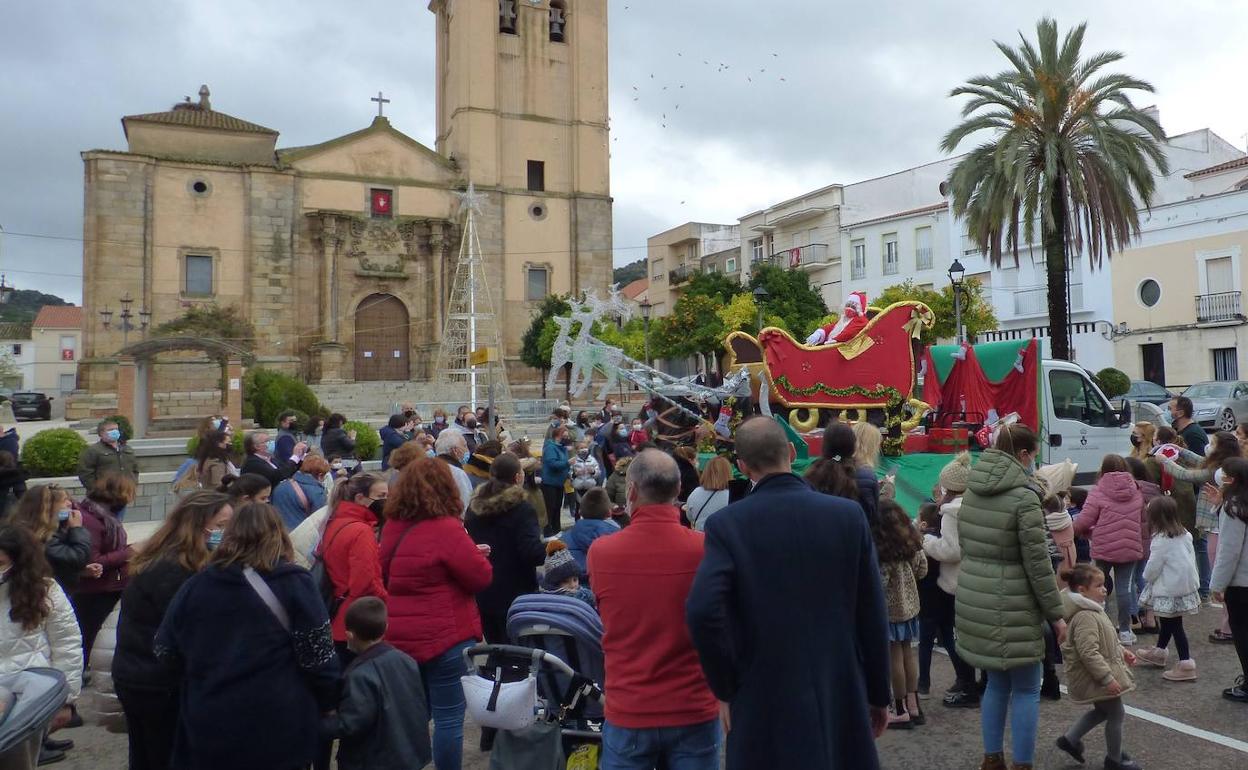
354, 294, 410, 381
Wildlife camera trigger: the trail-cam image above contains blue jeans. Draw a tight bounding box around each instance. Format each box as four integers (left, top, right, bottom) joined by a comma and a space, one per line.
981, 664, 1042, 764
1196, 534, 1211, 597
1096, 560, 1137, 632
420, 639, 473, 770
601, 718, 721, 770
1133, 557, 1147, 616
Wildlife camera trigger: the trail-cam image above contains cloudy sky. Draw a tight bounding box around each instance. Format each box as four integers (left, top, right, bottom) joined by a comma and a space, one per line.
2, 0, 1246, 304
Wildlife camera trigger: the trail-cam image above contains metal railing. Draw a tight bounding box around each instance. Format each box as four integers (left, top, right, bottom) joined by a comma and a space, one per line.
764, 243, 833, 268
668, 264, 698, 285
1196, 291, 1243, 323
916, 246, 933, 271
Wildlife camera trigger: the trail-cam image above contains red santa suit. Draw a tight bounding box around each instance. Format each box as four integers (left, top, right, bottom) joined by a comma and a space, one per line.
806, 291, 869, 346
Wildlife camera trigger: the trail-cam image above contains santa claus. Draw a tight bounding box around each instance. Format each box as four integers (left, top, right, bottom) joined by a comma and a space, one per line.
805, 291, 869, 346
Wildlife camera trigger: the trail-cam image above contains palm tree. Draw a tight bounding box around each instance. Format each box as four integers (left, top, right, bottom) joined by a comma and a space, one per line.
941, 18, 1168, 360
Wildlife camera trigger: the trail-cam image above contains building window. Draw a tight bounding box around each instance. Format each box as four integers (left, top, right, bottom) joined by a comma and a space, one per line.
652, 259, 665, 281
1138, 279, 1161, 307
370, 188, 393, 218
185, 254, 214, 296
1214, 348, 1239, 381
705, 263, 717, 273
750, 239, 763, 262
188, 178, 212, 197
527, 160, 545, 192
59, 335, 75, 361
499, 0, 517, 34
726, 257, 737, 273
549, 0, 567, 42
883, 235, 899, 275
10, 345, 20, 356
526, 267, 549, 301
915, 226, 933, 271
851, 240, 866, 280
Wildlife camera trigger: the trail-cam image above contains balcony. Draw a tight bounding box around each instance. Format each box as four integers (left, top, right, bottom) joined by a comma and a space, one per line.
760, 243, 833, 269
668, 264, 698, 285
1012, 284, 1084, 317
1196, 291, 1244, 324
916, 246, 933, 271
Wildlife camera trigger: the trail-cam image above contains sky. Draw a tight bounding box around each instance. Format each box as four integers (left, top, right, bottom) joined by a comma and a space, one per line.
1, 0, 1246, 305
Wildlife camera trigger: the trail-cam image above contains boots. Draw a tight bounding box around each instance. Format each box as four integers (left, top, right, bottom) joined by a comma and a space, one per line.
1162, 659, 1197, 682
1133, 646, 1167, 667
978, 753, 1006, 770
1040, 668, 1062, 700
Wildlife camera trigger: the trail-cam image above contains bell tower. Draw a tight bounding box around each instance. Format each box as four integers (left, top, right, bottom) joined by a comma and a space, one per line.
429, 0, 612, 364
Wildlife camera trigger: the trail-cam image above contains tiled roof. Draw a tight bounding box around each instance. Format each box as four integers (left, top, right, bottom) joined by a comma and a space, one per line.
123, 106, 277, 135
1185, 156, 1248, 179
621, 278, 649, 300
32, 305, 83, 329
0, 323, 31, 341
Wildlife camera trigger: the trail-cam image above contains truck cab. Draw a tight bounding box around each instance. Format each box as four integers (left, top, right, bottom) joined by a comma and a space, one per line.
1041, 359, 1132, 482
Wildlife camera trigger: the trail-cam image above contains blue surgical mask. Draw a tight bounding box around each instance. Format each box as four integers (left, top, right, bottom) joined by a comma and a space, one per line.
211, 418, 223, 430
462, 451, 472, 463
57, 509, 71, 523
105, 429, 122, 442
618, 427, 630, 438
206, 529, 224, 550
426, 448, 436, 459
265, 439, 276, 455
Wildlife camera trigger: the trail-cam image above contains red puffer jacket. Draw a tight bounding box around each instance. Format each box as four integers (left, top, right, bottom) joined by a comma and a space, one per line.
380, 516, 492, 663
322, 502, 387, 642
1074, 471, 1145, 564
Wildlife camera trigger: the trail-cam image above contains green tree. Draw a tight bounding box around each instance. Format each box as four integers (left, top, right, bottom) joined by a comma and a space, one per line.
683, 271, 746, 303
154, 304, 256, 349
748, 265, 829, 338
876, 278, 998, 344
612, 259, 646, 286
716, 293, 759, 335
653, 294, 727, 363
520, 294, 572, 397
941, 18, 1167, 360
595, 318, 647, 362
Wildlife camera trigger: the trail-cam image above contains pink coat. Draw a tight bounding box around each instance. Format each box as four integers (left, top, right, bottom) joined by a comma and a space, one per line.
1073, 472, 1145, 563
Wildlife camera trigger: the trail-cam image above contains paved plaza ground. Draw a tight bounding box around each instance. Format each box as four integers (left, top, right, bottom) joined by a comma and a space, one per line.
51, 606, 1248, 769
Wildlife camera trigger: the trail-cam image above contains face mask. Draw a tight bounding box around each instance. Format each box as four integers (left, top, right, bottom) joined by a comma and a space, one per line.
211, 418, 223, 430
436, 416, 446, 424
105, 429, 122, 442
1216, 468, 1227, 487
578, 449, 589, 459
631, 423, 642, 431
618, 427, 630, 438
206, 529, 224, 551
413, 422, 423, 431
368, 498, 387, 517
1130, 434, 1141, 447
551, 419, 561, 428
331, 463, 343, 472
462, 451, 472, 463
265, 439, 276, 455
57, 509, 71, 522
426, 448, 436, 459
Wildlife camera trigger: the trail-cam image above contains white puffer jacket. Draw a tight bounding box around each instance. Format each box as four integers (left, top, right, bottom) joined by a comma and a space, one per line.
1143, 530, 1199, 599
922, 498, 963, 596
0, 578, 82, 699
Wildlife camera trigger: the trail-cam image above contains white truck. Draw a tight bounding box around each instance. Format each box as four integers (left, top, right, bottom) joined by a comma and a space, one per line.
1039, 357, 1134, 483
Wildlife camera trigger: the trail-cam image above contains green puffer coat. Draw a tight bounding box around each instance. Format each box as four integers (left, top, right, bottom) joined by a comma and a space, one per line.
954, 449, 1064, 671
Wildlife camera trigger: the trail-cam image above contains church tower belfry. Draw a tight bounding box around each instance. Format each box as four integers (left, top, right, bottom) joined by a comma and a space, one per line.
429, 0, 612, 366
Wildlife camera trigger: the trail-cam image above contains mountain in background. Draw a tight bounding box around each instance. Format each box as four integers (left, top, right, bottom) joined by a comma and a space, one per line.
0, 289, 70, 323
613, 259, 646, 287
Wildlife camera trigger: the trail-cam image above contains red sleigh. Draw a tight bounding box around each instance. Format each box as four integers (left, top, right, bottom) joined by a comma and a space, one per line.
725, 301, 934, 430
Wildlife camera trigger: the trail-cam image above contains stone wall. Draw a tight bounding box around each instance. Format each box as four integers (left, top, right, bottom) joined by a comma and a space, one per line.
248, 170, 302, 377
44, 472, 175, 525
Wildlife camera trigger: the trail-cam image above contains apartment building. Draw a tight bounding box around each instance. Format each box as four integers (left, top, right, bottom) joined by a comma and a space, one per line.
645, 222, 739, 316
739, 185, 845, 309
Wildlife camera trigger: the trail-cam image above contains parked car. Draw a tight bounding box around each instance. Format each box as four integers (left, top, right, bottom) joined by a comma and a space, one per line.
1182, 381, 1248, 431
9, 392, 52, 421
1126, 379, 1175, 406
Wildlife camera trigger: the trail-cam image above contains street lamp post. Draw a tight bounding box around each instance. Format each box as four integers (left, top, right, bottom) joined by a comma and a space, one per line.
639, 299, 652, 367
752, 285, 770, 332
948, 258, 966, 345
100, 292, 151, 347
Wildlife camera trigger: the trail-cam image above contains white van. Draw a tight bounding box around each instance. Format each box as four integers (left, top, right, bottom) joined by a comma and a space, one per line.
1041, 358, 1133, 483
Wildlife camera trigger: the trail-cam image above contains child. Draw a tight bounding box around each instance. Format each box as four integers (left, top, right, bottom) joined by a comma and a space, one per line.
915, 503, 945, 700
560, 488, 620, 580
1069, 487, 1092, 563
540, 540, 597, 608
1073, 455, 1146, 645
874, 499, 928, 729
1041, 494, 1076, 699
569, 442, 600, 521
1125, 456, 1162, 633
628, 419, 649, 451
322, 597, 432, 770
1055, 564, 1141, 770
1135, 496, 1200, 680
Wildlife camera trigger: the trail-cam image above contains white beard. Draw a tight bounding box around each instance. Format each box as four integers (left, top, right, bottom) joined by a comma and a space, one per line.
827, 312, 855, 340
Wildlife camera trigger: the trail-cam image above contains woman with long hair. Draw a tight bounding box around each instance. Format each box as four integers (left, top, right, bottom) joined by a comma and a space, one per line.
1130, 422, 1157, 461
195, 429, 237, 490
540, 424, 573, 537
320, 413, 357, 461
956, 424, 1066, 769
10, 484, 90, 592
218, 473, 272, 506
1163, 429, 1242, 610
320, 472, 388, 664
806, 422, 880, 522
382, 458, 492, 770
72, 473, 135, 664
154, 503, 339, 770
113, 491, 233, 770
685, 455, 732, 532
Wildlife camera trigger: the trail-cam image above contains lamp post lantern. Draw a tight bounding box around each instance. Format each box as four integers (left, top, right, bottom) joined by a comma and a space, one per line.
99, 292, 151, 347
948, 258, 966, 345
752, 285, 770, 332
639, 299, 652, 367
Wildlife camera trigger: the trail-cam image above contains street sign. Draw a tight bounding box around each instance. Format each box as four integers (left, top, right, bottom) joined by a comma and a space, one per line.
469, 347, 497, 367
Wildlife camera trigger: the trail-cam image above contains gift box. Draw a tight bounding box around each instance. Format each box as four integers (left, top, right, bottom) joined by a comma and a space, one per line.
903, 433, 929, 454
929, 428, 969, 454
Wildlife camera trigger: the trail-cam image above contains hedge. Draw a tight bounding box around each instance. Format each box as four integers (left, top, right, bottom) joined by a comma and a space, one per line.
21, 429, 89, 478
345, 420, 381, 461
243, 369, 324, 428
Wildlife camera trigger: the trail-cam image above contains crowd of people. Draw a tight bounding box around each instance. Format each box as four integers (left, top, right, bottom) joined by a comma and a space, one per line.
2, 391, 1248, 769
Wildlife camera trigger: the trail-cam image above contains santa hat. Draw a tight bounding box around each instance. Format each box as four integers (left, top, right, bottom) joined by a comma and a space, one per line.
844, 291, 867, 316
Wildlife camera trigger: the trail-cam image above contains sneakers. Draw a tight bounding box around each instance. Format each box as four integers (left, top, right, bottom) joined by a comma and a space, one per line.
917, 682, 931, 699
1223, 676, 1248, 703
1162, 659, 1198, 682
1133, 647, 1168, 667
1055, 735, 1086, 763
1117, 630, 1138, 645
1104, 753, 1142, 770
978, 753, 1006, 770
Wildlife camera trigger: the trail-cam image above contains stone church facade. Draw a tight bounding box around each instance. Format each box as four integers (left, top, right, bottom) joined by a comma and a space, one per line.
78, 0, 611, 416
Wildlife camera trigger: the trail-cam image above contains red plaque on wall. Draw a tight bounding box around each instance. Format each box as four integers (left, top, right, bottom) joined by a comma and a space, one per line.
370, 188, 392, 218
61, 349, 75, 361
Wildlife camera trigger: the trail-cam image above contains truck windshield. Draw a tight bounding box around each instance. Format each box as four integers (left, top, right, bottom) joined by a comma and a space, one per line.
1050, 370, 1115, 427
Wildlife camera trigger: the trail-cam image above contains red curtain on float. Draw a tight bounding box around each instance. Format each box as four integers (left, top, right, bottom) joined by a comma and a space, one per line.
922, 339, 1040, 430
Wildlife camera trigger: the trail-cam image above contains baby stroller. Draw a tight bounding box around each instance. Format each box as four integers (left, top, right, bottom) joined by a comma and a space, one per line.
0, 668, 70, 767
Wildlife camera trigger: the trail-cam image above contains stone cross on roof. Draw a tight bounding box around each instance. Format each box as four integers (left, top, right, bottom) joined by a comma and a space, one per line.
371, 91, 390, 117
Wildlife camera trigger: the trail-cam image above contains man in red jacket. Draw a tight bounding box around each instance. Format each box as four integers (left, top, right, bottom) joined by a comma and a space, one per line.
587, 449, 720, 770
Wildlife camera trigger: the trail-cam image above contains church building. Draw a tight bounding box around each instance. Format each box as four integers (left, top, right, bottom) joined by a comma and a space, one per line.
78, 0, 611, 410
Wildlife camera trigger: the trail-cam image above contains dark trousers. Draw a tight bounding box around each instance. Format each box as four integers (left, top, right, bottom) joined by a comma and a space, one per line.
540, 484, 565, 536
115, 684, 178, 770
1157, 616, 1191, 660
1225, 587, 1248, 678
69, 591, 121, 665
918, 590, 975, 686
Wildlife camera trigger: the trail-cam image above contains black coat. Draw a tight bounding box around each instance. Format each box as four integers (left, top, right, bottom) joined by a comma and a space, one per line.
240, 453, 296, 488
45, 525, 91, 592
154, 563, 340, 770
464, 484, 546, 644
321, 428, 357, 461
675, 455, 700, 504
321, 642, 432, 770
0, 466, 29, 516
686, 473, 890, 770
114, 558, 195, 691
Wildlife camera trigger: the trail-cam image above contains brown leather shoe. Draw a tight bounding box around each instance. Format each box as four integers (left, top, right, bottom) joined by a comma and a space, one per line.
979, 754, 1006, 770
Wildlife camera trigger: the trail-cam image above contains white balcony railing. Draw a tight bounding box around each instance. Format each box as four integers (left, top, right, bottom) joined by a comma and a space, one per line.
916, 246, 933, 271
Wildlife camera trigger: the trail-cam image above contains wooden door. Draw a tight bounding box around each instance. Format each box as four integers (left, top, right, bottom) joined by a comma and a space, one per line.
354, 294, 410, 381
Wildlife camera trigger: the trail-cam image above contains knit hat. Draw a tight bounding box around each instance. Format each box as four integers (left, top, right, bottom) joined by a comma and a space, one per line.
938, 452, 972, 494
541, 540, 580, 590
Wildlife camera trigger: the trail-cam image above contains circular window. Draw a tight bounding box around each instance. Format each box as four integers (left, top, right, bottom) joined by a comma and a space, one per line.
188, 179, 211, 197
1138, 279, 1161, 307
528, 202, 547, 221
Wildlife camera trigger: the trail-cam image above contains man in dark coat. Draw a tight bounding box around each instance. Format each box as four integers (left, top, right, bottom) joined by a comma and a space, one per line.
240, 431, 301, 487
686, 416, 891, 769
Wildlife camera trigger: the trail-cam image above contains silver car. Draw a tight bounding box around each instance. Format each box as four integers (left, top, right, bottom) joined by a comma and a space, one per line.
1183, 381, 1248, 431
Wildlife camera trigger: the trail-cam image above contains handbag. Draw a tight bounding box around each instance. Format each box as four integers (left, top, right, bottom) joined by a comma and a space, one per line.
462, 649, 541, 731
